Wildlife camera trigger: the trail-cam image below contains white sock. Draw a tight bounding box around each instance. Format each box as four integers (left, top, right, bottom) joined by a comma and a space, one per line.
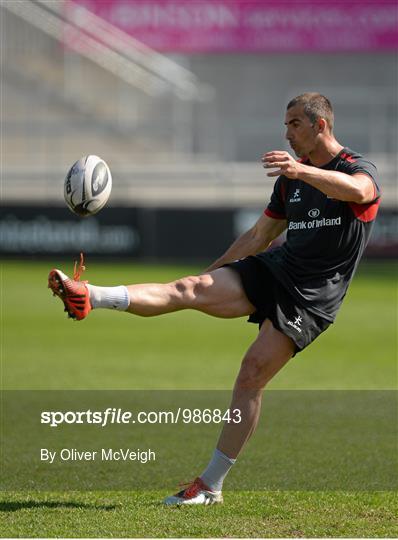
87, 284, 130, 311
200, 448, 236, 492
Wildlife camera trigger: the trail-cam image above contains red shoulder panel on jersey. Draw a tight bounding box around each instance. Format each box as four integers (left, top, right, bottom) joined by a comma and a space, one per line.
341, 152, 356, 163
348, 199, 380, 222
265, 208, 286, 219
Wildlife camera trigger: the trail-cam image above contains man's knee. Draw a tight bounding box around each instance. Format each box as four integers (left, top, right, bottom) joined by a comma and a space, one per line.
236, 350, 271, 390
236, 347, 289, 390
174, 274, 213, 306
235, 322, 295, 390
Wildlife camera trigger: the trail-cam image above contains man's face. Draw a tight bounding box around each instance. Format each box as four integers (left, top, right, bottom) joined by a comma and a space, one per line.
284, 105, 318, 157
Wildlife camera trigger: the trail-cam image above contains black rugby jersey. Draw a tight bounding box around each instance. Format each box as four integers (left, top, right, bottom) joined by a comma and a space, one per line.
258, 147, 380, 322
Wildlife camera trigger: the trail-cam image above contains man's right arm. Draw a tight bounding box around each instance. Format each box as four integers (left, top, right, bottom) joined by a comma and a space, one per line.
204, 213, 287, 273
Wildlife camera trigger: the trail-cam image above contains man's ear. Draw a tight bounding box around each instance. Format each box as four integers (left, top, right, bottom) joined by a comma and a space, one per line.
316, 118, 327, 134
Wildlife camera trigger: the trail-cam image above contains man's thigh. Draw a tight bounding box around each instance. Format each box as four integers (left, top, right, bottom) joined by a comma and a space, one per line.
194, 267, 255, 318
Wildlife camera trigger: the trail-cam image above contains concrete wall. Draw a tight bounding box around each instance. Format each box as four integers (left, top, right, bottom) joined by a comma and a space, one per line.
187, 53, 397, 160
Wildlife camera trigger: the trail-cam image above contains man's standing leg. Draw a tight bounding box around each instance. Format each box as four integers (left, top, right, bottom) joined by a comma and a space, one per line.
216, 320, 295, 458
164, 320, 295, 505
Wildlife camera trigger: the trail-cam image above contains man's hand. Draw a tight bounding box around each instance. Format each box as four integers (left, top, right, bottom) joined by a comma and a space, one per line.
262, 151, 302, 179
262, 150, 376, 203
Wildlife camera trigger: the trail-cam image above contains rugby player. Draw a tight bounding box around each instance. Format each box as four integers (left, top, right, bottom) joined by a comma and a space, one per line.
48, 93, 380, 505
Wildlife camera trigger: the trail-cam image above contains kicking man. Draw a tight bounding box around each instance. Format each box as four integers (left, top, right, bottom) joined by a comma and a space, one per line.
48, 93, 380, 505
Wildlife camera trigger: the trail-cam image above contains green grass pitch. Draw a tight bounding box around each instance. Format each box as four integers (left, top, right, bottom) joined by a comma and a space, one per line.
1, 260, 397, 537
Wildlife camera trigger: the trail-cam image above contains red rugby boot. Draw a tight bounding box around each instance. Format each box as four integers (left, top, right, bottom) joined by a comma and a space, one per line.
163, 477, 223, 506
48, 253, 91, 321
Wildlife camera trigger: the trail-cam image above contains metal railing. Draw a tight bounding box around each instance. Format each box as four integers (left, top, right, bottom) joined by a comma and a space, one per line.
36, 0, 210, 101
1, 0, 217, 163
2, 0, 210, 100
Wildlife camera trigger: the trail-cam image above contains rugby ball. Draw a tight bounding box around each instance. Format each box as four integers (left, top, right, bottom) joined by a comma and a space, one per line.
64, 155, 112, 217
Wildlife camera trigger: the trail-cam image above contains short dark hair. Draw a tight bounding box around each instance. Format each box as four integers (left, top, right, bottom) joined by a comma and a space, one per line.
287, 93, 334, 131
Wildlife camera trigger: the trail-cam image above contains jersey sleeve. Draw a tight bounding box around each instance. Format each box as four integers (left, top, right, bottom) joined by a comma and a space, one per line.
264, 176, 287, 219
343, 157, 381, 201
342, 156, 381, 222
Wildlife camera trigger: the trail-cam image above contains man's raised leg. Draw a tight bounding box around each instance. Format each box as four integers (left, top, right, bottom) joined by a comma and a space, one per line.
48, 261, 255, 320
124, 268, 254, 317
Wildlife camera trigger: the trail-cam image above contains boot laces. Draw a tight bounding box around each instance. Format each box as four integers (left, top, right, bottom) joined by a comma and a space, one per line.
73, 252, 86, 281
180, 478, 204, 498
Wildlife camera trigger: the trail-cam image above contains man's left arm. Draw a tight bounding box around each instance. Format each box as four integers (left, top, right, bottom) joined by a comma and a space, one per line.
263, 151, 376, 204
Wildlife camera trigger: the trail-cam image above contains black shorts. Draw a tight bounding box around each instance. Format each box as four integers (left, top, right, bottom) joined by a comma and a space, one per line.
225, 256, 331, 353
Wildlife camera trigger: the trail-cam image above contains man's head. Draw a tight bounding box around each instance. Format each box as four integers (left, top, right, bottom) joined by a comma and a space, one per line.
285, 93, 334, 157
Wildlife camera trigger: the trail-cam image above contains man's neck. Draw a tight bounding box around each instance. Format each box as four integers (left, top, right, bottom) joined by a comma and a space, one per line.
307, 139, 344, 167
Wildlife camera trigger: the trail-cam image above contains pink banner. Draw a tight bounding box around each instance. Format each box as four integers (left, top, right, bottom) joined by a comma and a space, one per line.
72, 0, 398, 52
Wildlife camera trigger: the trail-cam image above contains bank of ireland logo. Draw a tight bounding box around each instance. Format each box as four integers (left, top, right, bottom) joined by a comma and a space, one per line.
308, 208, 320, 218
